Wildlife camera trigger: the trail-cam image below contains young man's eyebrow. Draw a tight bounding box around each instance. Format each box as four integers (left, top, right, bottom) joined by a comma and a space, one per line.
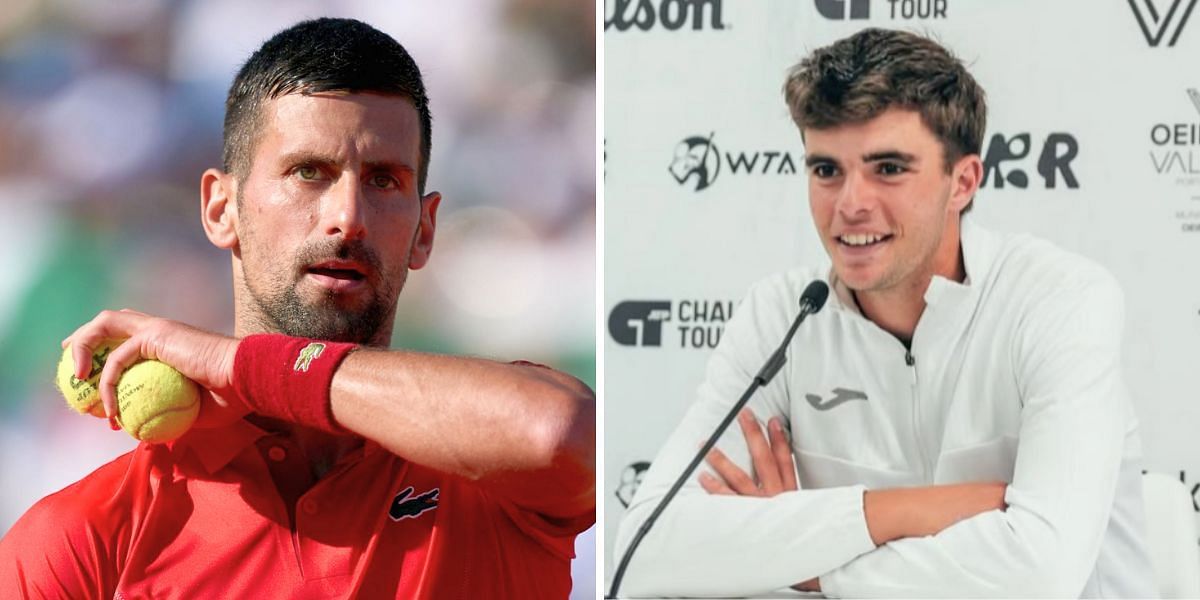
862, 150, 917, 164
804, 154, 839, 167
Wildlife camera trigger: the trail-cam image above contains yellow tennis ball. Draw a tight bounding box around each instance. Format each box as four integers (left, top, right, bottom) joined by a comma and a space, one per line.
113, 360, 200, 443
56, 343, 200, 442
56, 343, 112, 418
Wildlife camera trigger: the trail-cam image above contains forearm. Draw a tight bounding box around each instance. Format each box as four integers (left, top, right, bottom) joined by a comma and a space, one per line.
864, 482, 1007, 545
776, 483, 1008, 595
820, 500, 1068, 598
329, 349, 595, 515
616, 487, 875, 597
817, 423, 1130, 598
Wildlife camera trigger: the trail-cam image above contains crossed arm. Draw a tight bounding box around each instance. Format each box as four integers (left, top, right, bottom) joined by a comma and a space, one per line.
700, 410, 1007, 593
613, 273, 1133, 598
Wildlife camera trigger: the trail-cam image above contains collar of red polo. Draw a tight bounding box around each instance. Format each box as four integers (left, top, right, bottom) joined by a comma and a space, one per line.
168, 417, 386, 475
168, 418, 268, 475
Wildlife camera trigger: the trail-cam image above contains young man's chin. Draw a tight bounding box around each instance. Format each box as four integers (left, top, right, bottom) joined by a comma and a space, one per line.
833, 265, 884, 293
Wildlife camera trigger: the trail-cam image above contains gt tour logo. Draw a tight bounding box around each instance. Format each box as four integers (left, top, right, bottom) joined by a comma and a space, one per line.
609, 300, 735, 348
609, 301, 672, 346
815, 0, 948, 20
1127, 0, 1197, 47
605, 0, 726, 31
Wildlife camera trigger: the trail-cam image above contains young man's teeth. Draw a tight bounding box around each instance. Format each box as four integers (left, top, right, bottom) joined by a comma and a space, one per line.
842, 233, 885, 246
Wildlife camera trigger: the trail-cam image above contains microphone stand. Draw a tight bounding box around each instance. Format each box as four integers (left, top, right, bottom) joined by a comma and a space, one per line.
606, 286, 826, 599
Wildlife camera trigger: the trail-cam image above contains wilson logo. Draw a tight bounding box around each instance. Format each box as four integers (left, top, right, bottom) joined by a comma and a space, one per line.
605, 0, 726, 31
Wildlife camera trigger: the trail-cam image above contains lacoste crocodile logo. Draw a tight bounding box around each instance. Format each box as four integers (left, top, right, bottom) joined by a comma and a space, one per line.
293, 342, 325, 372
389, 486, 440, 521
805, 388, 868, 411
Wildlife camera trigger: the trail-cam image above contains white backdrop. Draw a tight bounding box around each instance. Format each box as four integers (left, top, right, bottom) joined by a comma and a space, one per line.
603, 0, 1200, 584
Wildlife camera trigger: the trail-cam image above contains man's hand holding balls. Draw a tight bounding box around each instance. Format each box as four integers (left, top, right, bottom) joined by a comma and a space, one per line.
58, 310, 248, 441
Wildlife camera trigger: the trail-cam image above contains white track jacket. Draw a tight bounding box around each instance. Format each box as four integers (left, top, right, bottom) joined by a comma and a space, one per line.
615, 219, 1155, 598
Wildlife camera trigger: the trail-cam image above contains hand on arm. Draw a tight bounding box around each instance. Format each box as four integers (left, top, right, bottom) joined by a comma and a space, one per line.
699, 409, 820, 592
702, 410, 1008, 592
62, 311, 595, 518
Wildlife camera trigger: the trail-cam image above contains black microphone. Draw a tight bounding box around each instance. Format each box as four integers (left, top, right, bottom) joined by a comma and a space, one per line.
606, 280, 830, 599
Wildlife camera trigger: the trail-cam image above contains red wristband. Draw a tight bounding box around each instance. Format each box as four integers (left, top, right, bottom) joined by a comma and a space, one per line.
231, 334, 358, 433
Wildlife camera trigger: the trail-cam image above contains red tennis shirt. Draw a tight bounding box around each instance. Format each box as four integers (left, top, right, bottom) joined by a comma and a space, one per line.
0, 419, 593, 598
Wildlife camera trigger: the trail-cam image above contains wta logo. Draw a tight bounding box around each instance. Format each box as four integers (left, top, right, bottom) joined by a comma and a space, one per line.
1128, 0, 1197, 47
669, 134, 721, 191
669, 132, 802, 192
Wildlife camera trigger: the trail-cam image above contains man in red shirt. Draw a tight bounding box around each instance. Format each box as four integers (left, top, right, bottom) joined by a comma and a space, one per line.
0, 17, 595, 599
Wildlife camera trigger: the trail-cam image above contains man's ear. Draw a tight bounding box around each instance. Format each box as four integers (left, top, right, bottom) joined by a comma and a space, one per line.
408, 191, 441, 270
201, 168, 239, 250
949, 154, 983, 214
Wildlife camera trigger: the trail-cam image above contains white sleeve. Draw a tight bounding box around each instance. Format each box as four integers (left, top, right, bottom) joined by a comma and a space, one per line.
819, 273, 1131, 598
613, 277, 875, 598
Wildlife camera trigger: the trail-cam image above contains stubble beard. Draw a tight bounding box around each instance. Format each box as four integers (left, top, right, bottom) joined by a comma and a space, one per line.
240, 234, 405, 346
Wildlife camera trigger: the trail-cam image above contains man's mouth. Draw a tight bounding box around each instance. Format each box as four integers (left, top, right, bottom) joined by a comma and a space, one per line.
305, 260, 368, 291
308, 267, 365, 281
307, 260, 366, 280
836, 233, 894, 248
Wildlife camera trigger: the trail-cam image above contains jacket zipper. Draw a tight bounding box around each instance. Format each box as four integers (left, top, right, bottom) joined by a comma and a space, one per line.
905, 349, 930, 481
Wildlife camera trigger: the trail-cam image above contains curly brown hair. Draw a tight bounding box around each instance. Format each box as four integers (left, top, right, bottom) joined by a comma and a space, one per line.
783, 28, 986, 174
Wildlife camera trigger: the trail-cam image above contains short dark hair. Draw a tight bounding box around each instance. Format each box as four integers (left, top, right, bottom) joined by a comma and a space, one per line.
783, 28, 986, 173
222, 18, 433, 193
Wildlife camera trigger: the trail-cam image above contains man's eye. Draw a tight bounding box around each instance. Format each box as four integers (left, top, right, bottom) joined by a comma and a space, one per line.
878, 162, 906, 176
296, 166, 320, 180
812, 164, 838, 178
371, 175, 396, 189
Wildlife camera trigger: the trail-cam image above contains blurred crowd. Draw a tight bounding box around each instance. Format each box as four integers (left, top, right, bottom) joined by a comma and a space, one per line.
0, 0, 596, 595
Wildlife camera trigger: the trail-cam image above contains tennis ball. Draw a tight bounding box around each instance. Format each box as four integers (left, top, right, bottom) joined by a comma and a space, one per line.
56, 344, 200, 443
114, 360, 200, 443
56, 343, 112, 418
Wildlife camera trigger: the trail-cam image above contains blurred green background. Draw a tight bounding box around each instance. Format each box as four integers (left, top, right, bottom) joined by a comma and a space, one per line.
0, 0, 596, 596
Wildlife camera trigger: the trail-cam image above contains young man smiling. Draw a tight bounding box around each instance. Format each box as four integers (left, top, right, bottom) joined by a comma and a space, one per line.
0, 19, 594, 598
614, 28, 1153, 598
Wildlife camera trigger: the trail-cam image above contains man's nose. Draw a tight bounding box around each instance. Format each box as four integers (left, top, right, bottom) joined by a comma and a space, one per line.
835, 169, 875, 218
322, 176, 368, 240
